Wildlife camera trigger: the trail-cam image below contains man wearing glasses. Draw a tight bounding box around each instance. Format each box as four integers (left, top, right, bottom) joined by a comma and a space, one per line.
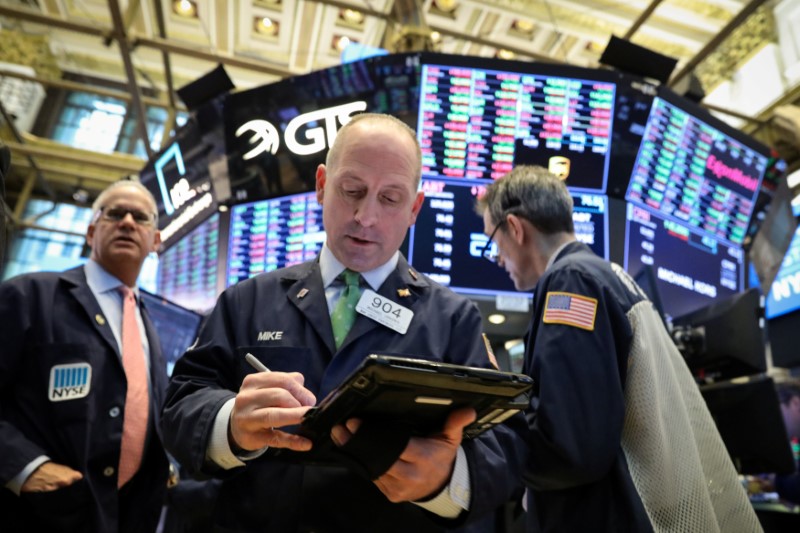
0, 180, 170, 533
476, 165, 760, 532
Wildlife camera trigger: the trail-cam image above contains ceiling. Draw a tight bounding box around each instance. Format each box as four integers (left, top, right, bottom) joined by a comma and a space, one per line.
0, 0, 797, 339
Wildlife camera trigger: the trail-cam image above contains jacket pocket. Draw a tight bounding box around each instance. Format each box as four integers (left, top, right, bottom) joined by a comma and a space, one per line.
21, 477, 93, 532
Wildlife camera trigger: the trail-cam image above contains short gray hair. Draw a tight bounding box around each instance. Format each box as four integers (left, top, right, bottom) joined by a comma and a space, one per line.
92, 179, 159, 225
476, 165, 574, 234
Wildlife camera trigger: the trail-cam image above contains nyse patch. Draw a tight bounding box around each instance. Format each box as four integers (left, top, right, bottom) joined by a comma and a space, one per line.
49, 363, 92, 402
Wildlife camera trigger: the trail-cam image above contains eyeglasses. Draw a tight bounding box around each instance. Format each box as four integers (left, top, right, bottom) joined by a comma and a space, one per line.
481, 220, 507, 263
98, 206, 156, 226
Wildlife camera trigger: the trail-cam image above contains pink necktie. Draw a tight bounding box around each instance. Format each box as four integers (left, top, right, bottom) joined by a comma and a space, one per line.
117, 286, 149, 487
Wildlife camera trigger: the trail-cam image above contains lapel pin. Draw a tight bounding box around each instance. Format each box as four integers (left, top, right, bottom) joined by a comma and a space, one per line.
397, 288, 411, 298
95, 314, 106, 326
408, 268, 418, 281
297, 288, 309, 299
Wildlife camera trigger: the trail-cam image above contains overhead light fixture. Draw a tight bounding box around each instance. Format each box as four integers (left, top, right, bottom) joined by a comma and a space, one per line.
340, 9, 365, 26
496, 49, 516, 60
512, 19, 535, 35
333, 35, 355, 52
433, 0, 458, 13
488, 313, 506, 325
172, 0, 198, 18
430, 31, 441, 43
254, 16, 279, 36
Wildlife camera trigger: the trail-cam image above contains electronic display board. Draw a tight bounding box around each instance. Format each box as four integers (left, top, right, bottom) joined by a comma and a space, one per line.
139, 290, 203, 376
417, 62, 616, 193
156, 212, 220, 313
223, 179, 607, 299
226, 192, 324, 286
624, 92, 769, 247
407, 179, 608, 298
765, 225, 800, 319
139, 115, 222, 250
224, 54, 421, 203
624, 203, 744, 320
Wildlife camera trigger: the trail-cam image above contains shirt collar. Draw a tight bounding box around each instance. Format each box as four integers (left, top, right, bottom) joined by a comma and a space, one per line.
85, 259, 138, 297
319, 243, 399, 291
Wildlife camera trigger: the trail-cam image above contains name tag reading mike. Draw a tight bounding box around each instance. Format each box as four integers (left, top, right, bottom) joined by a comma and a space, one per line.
356, 289, 413, 334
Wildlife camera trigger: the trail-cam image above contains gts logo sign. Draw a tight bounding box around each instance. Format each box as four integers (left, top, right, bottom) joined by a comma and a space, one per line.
235, 101, 367, 159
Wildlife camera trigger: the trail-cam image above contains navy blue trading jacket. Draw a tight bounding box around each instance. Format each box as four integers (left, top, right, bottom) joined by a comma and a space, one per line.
161, 255, 528, 533
0, 266, 170, 533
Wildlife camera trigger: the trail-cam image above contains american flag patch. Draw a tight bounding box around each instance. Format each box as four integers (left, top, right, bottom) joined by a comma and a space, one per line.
543, 292, 598, 331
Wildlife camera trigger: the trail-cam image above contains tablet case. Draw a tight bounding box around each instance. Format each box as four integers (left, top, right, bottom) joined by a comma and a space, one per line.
299, 354, 534, 443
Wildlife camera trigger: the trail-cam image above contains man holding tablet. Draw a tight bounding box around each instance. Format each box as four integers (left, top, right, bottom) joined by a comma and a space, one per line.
161, 114, 527, 532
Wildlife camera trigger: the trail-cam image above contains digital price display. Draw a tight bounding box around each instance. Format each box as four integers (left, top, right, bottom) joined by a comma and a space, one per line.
226, 192, 325, 286
625, 95, 768, 247
624, 204, 743, 320
417, 63, 615, 193
407, 179, 608, 298
156, 213, 220, 313
572, 193, 609, 260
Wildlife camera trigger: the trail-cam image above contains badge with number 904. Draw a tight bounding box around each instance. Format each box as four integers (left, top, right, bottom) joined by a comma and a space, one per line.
355, 289, 413, 334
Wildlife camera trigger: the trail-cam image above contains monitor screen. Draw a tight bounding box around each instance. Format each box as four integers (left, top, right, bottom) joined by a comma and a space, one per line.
139, 289, 203, 376
139, 117, 221, 249
700, 376, 794, 475
417, 60, 617, 193
226, 191, 324, 286
632, 264, 667, 327
406, 179, 607, 298
156, 212, 221, 314
671, 288, 765, 381
624, 203, 744, 321
765, 225, 800, 320
624, 91, 769, 248
765, 222, 800, 369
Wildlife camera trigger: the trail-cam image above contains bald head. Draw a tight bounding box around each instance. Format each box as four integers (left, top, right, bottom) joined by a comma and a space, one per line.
326, 113, 422, 189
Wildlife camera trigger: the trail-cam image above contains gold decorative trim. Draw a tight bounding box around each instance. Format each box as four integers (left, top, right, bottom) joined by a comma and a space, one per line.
0, 28, 61, 79
694, 5, 775, 93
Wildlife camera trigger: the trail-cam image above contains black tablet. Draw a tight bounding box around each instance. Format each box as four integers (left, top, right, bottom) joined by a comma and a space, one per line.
299, 354, 534, 442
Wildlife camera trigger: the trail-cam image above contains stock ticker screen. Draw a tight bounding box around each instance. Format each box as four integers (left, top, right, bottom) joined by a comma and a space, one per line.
407, 179, 608, 298
222, 179, 607, 299
625, 95, 768, 247
624, 203, 744, 320
226, 192, 325, 286
156, 213, 220, 314
417, 63, 616, 193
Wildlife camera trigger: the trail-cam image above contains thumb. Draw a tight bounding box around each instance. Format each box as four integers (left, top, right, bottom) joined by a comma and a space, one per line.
440, 407, 477, 443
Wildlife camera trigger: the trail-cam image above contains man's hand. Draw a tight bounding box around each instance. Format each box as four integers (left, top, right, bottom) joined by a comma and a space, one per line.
332, 407, 477, 502
230, 371, 317, 452
20, 462, 83, 493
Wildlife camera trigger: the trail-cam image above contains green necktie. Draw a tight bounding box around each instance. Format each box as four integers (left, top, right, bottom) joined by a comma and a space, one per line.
331, 269, 362, 349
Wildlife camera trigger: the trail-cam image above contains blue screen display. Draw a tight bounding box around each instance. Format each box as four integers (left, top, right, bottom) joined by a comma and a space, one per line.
407, 178, 607, 298
765, 225, 800, 319
624, 203, 744, 320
